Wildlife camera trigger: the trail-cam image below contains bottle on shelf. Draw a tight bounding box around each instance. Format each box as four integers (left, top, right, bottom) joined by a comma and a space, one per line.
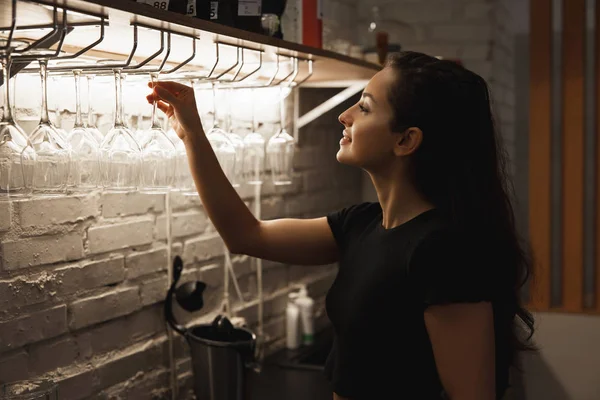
295, 284, 314, 346
286, 291, 300, 350
235, 0, 263, 34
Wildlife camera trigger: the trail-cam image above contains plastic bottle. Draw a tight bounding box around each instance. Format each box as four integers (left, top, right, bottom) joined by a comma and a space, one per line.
286, 292, 300, 349
295, 285, 314, 346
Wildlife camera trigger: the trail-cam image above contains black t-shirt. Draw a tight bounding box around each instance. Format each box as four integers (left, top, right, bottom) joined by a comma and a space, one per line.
325, 202, 510, 399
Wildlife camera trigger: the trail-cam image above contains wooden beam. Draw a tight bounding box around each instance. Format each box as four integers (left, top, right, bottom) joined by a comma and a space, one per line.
596, 0, 600, 312
528, 0, 553, 309
561, 0, 586, 312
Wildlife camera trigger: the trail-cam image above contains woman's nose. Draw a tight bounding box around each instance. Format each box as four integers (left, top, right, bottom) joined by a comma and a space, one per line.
338, 109, 351, 127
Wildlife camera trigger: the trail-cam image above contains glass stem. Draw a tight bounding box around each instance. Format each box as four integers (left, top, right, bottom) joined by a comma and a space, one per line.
1, 58, 13, 123
279, 86, 285, 132
251, 89, 256, 132
113, 69, 125, 128
39, 59, 50, 124
86, 74, 95, 128
226, 88, 233, 132
73, 70, 84, 128
212, 82, 220, 129
150, 72, 161, 129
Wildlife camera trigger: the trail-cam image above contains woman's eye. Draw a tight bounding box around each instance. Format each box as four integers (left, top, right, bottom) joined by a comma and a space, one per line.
359, 104, 368, 113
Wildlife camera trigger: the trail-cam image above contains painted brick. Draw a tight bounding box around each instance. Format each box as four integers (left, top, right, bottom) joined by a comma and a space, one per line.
1, 233, 84, 270
68, 287, 140, 330
95, 340, 165, 390
460, 44, 492, 60
261, 173, 303, 197
15, 194, 99, 228
0, 305, 68, 351
28, 337, 83, 375
140, 275, 168, 306
126, 246, 168, 279
101, 192, 165, 217
381, 2, 453, 24
242, 264, 288, 298
292, 146, 320, 169
463, 2, 493, 21
406, 43, 461, 59
0, 201, 11, 231
87, 219, 153, 254
261, 196, 285, 220
57, 256, 125, 294
81, 306, 164, 355
306, 271, 337, 298
260, 315, 286, 343
156, 210, 207, 239
182, 234, 224, 264
168, 190, 201, 210
0, 270, 57, 310
57, 369, 95, 400
0, 350, 29, 383
431, 25, 492, 42
303, 169, 334, 192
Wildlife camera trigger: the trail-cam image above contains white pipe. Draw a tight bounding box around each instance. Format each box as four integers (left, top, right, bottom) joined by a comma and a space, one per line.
254, 169, 264, 360
222, 243, 231, 316
165, 190, 177, 400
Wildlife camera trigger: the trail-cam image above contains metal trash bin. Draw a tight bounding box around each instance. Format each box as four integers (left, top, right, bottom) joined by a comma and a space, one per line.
165, 256, 257, 400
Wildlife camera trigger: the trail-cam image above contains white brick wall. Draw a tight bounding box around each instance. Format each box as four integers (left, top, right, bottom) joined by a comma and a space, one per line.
0, 88, 363, 397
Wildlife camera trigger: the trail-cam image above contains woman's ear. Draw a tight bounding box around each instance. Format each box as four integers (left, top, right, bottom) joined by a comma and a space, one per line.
393, 127, 423, 157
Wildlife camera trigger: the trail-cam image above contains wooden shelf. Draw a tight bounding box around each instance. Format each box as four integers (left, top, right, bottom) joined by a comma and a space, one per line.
2, 0, 380, 84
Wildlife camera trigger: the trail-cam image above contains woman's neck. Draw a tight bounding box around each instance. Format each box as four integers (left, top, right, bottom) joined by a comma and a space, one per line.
369, 170, 434, 230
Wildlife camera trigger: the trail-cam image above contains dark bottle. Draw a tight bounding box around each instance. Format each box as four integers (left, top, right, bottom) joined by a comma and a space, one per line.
214, 0, 236, 27
234, 0, 263, 34
168, 0, 188, 14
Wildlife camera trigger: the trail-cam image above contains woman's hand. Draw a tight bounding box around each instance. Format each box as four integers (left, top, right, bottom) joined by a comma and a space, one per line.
146, 81, 204, 143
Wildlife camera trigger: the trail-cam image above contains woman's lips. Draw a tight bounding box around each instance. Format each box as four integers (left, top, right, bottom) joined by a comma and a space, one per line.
340, 131, 351, 145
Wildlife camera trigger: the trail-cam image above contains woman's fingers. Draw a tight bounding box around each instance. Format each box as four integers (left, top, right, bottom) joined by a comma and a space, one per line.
153, 86, 179, 105
156, 100, 171, 115
147, 80, 190, 93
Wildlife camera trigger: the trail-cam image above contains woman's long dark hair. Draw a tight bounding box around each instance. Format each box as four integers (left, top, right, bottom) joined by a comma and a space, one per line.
386, 52, 535, 363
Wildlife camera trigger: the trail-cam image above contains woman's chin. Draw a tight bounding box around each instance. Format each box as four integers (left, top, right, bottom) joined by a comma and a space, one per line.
336, 148, 357, 166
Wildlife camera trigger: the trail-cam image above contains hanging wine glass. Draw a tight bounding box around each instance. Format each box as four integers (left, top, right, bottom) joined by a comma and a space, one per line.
98, 62, 141, 192
243, 89, 265, 186
84, 73, 104, 144
29, 58, 71, 196
0, 41, 36, 199
225, 88, 244, 188
139, 72, 175, 193
206, 82, 236, 184
65, 69, 100, 191
266, 86, 295, 185
50, 75, 69, 140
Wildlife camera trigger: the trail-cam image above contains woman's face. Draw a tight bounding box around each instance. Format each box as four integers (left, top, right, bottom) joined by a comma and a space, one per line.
337, 68, 399, 170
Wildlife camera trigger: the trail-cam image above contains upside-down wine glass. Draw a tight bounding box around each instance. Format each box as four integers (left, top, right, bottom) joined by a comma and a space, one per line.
139, 72, 175, 193
29, 58, 71, 196
242, 88, 265, 185
98, 63, 141, 192
0, 40, 35, 199
66, 68, 100, 191
266, 86, 295, 185
206, 82, 236, 184
85, 73, 104, 144
225, 88, 244, 188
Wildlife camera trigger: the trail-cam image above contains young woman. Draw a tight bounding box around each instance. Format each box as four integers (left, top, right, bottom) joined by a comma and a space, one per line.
147, 51, 535, 400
